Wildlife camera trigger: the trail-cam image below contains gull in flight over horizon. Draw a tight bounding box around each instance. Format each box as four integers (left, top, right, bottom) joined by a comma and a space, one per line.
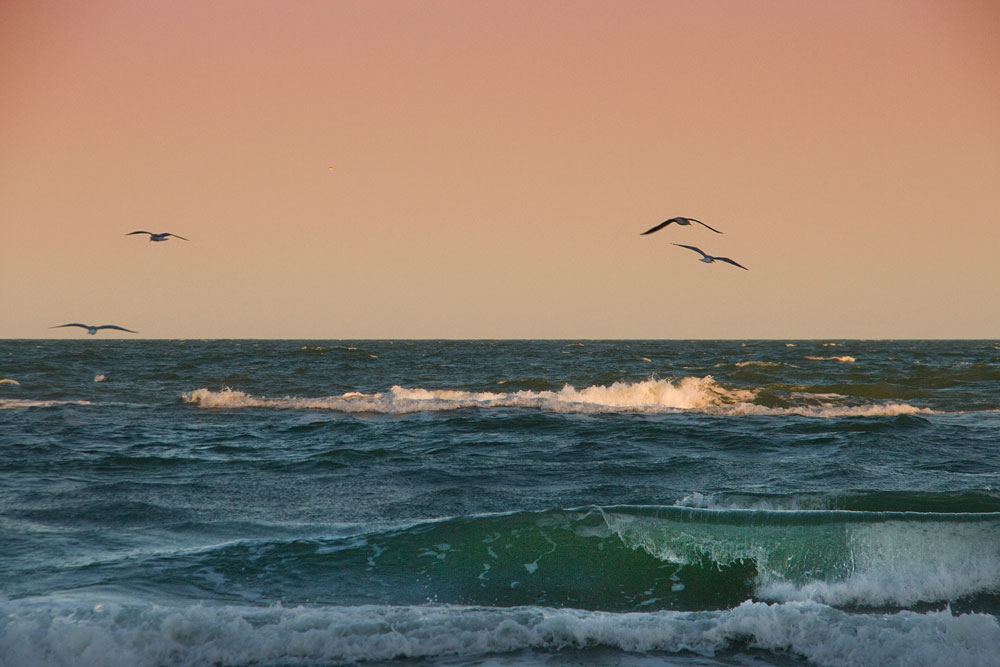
641, 217, 722, 235
50, 323, 139, 335
126, 231, 189, 242
672, 244, 748, 270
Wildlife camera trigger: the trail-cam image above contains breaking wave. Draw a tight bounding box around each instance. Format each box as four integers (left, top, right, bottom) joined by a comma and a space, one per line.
593, 506, 1000, 610
182, 377, 749, 414
5, 501, 1000, 666
45, 505, 997, 614
2, 599, 997, 667
182, 377, 934, 417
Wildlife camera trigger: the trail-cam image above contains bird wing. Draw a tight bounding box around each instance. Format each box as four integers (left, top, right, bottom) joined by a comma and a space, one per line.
672, 243, 709, 258
126, 231, 151, 236
165, 233, 189, 241
689, 219, 723, 234
717, 257, 749, 270
50, 323, 87, 329
98, 325, 139, 333
640, 220, 671, 235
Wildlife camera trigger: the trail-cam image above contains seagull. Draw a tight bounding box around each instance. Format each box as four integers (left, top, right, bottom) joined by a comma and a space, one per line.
672, 244, 748, 270
126, 231, 189, 242
641, 217, 722, 235
50, 323, 139, 335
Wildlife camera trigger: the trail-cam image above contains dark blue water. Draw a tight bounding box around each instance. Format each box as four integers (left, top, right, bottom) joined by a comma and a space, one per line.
2, 340, 999, 666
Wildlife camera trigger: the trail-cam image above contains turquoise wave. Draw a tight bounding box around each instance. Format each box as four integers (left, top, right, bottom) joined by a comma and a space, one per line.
48, 502, 999, 613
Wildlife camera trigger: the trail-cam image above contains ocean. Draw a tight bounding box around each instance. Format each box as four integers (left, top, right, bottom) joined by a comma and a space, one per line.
1, 339, 998, 666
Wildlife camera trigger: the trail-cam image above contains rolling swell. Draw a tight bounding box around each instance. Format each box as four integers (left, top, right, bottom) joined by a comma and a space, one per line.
73, 505, 1000, 613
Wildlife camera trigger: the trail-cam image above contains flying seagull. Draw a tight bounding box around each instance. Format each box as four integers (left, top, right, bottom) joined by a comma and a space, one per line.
126, 231, 189, 242
641, 217, 722, 235
672, 244, 748, 270
50, 323, 139, 335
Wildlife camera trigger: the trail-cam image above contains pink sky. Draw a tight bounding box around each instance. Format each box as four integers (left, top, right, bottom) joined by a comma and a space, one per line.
2, 0, 998, 338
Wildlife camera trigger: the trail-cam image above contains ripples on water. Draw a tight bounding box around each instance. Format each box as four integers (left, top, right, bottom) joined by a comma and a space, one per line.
1, 340, 998, 666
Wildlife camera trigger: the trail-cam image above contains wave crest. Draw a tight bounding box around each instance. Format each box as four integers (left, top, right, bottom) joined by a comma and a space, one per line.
182, 377, 755, 414
182, 378, 935, 418
599, 506, 1000, 609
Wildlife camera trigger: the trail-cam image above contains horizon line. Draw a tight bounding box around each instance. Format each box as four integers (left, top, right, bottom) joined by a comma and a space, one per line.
4, 337, 998, 342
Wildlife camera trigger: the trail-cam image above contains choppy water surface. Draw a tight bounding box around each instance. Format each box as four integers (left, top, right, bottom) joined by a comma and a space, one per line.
1, 340, 998, 666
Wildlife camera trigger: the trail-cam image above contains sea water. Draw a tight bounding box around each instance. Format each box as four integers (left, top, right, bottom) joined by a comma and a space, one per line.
1, 340, 998, 666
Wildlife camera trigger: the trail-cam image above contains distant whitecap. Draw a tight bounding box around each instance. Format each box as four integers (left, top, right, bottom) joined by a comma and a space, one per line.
805, 355, 856, 363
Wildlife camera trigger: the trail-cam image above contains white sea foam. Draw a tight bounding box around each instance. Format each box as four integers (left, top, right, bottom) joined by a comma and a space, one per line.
674, 492, 830, 511
0, 378, 20, 386
0, 399, 92, 410
1, 599, 996, 667
93, 374, 108, 383
733, 361, 781, 367
182, 377, 753, 415
723, 401, 932, 418
805, 355, 856, 363
182, 380, 932, 418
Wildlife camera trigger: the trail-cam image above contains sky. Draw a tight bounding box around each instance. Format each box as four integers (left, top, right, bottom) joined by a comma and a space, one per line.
2, 0, 998, 339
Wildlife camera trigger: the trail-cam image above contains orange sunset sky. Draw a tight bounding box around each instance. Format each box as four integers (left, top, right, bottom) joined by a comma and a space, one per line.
2, 0, 998, 339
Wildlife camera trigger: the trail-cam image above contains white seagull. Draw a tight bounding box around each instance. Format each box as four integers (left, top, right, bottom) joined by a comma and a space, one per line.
672, 244, 748, 270
50, 323, 139, 335
641, 217, 722, 235
126, 231, 189, 242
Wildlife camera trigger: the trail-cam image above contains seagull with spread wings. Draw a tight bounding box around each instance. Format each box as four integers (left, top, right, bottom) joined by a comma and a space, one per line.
126, 231, 189, 242
672, 244, 748, 270
50, 323, 139, 335
641, 217, 722, 235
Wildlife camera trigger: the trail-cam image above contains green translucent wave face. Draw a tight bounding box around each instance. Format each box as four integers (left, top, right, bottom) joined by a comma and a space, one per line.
106, 506, 1000, 612
594, 506, 1000, 608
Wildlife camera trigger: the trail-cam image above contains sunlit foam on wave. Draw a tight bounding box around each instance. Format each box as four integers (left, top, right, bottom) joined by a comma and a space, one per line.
182, 377, 755, 414
725, 402, 932, 418
2, 598, 997, 667
182, 378, 934, 417
805, 355, 856, 363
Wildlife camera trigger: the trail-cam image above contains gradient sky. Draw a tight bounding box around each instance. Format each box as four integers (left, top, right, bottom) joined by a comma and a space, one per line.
2, 0, 998, 339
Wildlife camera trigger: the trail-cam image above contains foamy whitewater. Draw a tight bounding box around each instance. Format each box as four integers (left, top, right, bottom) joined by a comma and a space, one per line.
2, 339, 999, 666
